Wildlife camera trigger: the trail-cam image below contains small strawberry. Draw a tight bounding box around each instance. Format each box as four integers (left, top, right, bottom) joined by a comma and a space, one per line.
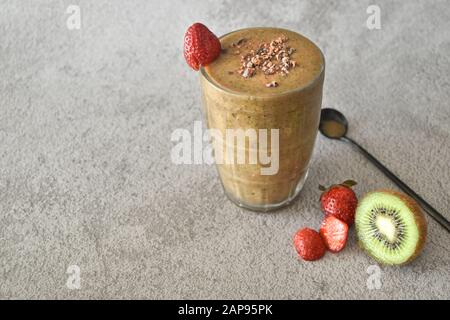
320, 215, 349, 252
319, 180, 358, 225
184, 23, 221, 70
293, 228, 326, 261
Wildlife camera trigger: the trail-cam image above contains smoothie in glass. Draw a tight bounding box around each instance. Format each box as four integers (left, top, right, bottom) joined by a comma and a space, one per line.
200, 27, 324, 211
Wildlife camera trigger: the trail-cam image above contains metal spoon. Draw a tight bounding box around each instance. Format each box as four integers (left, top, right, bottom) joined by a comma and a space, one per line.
319, 108, 450, 233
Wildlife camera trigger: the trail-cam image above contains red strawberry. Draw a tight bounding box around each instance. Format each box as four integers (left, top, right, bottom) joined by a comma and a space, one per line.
320, 215, 349, 252
293, 228, 326, 261
319, 180, 358, 225
184, 23, 221, 70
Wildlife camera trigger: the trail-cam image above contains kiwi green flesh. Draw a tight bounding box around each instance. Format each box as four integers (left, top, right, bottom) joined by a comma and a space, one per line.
355, 192, 421, 265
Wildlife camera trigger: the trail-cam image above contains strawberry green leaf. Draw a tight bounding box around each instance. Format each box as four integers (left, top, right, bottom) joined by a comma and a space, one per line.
341, 180, 357, 188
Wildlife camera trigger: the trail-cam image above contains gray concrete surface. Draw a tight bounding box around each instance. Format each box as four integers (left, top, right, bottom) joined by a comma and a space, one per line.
1, 0, 450, 299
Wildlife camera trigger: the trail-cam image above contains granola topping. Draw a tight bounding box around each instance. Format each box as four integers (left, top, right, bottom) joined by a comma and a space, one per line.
232, 35, 297, 87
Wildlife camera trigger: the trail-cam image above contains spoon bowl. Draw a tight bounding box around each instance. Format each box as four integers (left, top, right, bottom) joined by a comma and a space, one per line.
319, 108, 348, 139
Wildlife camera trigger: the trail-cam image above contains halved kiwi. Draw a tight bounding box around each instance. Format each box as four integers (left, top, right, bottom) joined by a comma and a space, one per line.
355, 190, 427, 265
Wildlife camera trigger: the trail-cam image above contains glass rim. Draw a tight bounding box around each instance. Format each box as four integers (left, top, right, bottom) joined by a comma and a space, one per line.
200, 27, 325, 98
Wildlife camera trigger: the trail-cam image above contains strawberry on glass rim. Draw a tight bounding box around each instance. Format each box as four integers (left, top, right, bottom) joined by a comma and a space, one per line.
183, 23, 221, 70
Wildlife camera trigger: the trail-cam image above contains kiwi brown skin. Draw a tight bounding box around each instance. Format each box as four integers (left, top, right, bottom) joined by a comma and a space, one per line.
356, 189, 427, 266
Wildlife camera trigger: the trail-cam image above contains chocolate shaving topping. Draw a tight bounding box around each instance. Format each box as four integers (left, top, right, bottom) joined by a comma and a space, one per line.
237, 38, 246, 46
233, 35, 297, 86
265, 81, 279, 88
231, 38, 247, 48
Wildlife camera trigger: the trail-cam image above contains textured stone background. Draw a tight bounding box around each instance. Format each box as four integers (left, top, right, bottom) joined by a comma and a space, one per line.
1, 0, 449, 299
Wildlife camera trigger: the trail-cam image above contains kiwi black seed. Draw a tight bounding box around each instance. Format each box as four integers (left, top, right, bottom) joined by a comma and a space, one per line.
355, 190, 427, 266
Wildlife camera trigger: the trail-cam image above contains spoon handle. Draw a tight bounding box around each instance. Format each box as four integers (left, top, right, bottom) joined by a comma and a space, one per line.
342, 136, 450, 233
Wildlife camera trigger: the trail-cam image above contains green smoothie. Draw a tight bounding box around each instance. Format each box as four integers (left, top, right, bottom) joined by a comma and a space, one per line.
200, 27, 325, 211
